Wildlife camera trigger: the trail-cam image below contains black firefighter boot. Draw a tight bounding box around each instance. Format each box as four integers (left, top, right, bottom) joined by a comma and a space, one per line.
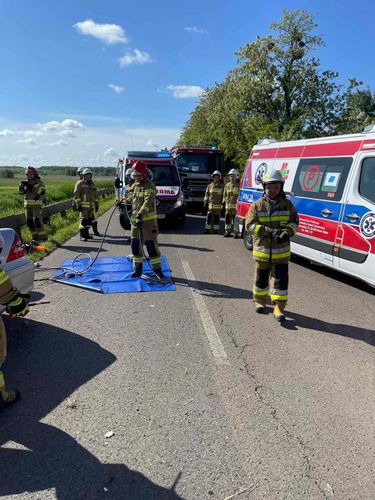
80, 228, 87, 241
92, 221, 101, 237
153, 267, 165, 279
131, 264, 143, 278
0, 371, 21, 411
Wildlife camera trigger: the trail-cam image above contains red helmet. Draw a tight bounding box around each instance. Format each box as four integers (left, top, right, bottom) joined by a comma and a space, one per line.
131, 161, 148, 179
25, 165, 38, 176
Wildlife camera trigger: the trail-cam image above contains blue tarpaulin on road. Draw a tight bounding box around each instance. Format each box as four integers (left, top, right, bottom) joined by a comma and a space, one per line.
51, 256, 175, 293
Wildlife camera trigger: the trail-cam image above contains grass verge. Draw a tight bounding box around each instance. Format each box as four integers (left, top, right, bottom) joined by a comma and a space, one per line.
25, 195, 115, 262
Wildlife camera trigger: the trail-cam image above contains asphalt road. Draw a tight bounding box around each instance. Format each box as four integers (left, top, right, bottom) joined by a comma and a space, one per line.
1, 209, 374, 500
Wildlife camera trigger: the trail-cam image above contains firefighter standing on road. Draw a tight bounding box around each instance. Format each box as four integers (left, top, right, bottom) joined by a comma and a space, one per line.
245, 169, 298, 322
125, 161, 164, 279
18, 166, 47, 242
203, 170, 224, 234
73, 168, 100, 241
223, 169, 240, 238
0, 234, 29, 409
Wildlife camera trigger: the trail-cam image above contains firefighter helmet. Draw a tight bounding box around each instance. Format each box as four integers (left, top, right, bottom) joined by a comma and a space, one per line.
228, 168, 239, 177
125, 168, 132, 177
131, 161, 148, 179
25, 165, 38, 176
77, 167, 84, 174
262, 169, 284, 185
212, 170, 221, 178
83, 168, 93, 175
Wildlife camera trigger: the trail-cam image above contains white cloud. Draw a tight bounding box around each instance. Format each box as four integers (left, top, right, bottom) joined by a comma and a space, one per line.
185, 26, 207, 34
108, 83, 124, 94
104, 148, 118, 157
118, 49, 152, 67
73, 19, 128, 45
47, 140, 69, 147
16, 154, 29, 162
146, 139, 159, 149
38, 119, 85, 132
167, 85, 204, 99
0, 129, 15, 137
17, 138, 38, 147
23, 130, 44, 137
57, 129, 76, 138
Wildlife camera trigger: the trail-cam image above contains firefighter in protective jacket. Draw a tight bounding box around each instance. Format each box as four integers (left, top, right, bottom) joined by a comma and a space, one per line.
223, 169, 240, 238
125, 161, 164, 279
245, 169, 298, 322
18, 166, 47, 242
203, 170, 224, 234
0, 235, 29, 409
73, 168, 99, 241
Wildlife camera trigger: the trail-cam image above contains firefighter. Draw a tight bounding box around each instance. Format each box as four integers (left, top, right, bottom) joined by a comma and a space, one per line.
77, 166, 84, 180
18, 166, 47, 242
125, 161, 164, 279
223, 168, 240, 238
203, 170, 224, 234
245, 169, 298, 322
0, 240, 29, 409
73, 168, 99, 241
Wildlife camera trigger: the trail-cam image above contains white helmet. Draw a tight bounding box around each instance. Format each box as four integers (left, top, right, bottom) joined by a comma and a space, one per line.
228, 168, 239, 177
125, 168, 132, 177
212, 170, 221, 178
262, 168, 283, 185
83, 168, 92, 175
77, 167, 84, 174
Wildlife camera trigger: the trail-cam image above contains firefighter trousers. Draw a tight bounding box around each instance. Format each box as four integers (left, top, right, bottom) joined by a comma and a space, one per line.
130, 223, 162, 271
253, 260, 289, 309
25, 206, 47, 241
225, 208, 236, 234
205, 210, 221, 233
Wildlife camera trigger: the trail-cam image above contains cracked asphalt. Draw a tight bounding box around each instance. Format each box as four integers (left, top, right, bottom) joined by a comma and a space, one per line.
0, 210, 374, 499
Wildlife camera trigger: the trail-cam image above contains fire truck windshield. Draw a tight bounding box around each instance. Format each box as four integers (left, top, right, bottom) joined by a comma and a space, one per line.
176, 153, 220, 174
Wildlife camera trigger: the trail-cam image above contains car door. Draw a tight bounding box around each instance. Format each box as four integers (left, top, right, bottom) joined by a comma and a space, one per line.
336, 154, 375, 286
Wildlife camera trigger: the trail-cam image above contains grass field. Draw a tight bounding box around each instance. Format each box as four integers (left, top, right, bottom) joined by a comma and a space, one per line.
0, 174, 115, 261
0, 175, 114, 218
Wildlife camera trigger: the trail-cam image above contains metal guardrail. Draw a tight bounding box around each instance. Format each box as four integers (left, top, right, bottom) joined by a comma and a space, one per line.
0, 188, 114, 233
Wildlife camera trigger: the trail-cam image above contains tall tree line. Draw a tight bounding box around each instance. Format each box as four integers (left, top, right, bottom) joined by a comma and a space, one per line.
177, 9, 375, 167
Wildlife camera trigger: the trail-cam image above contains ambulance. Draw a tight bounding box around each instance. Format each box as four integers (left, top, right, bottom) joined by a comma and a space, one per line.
235, 125, 375, 287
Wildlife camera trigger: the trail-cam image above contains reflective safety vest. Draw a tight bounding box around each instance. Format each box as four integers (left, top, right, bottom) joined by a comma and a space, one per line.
223, 180, 240, 210
126, 179, 157, 223
73, 180, 98, 210
19, 178, 45, 208
245, 195, 299, 263
204, 182, 224, 211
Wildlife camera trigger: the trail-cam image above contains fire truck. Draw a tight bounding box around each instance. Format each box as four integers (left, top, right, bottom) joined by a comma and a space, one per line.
171, 146, 224, 208
115, 151, 186, 229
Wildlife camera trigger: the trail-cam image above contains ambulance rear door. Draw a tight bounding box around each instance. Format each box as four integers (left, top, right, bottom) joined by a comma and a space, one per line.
336, 153, 375, 287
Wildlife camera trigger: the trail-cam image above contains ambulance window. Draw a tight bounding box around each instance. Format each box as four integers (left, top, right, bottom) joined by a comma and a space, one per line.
359, 158, 375, 204
292, 157, 352, 201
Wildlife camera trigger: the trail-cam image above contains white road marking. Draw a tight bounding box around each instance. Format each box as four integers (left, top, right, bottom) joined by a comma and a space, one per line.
181, 260, 229, 366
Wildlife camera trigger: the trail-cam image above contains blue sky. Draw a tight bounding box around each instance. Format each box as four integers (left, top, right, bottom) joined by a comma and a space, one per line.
0, 0, 374, 166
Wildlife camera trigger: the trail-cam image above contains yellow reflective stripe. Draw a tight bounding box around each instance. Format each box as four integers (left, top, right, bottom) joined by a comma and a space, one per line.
0, 271, 9, 285
272, 251, 290, 260
209, 205, 222, 209
270, 294, 288, 301
0, 371, 4, 387
226, 204, 237, 209
8, 296, 22, 306
24, 201, 43, 206
133, 257, 143, 263
253, 289, 269, 296
149, 257, 161, 265
211, 188, 223, 193
286, 223, 298, 234
143, 189, 156, 195
258, 216, 290, 222
143, 214, 156, 221
253, 225, 261, 236
253, 249, 269, 258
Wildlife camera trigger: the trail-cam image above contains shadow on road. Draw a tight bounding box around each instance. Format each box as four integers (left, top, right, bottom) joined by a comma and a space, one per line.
281, 311, 375, 346
62, 244, 109, 253
0, 318, 183, 499
160, 242, 214, 253
174, 276, 250, 299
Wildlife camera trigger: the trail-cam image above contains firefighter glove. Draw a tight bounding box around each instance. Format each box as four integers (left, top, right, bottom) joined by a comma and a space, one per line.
135, 215, 143, 229
274, 229, 289, 243
6, 294, 29, 318
269, 228, 281, 239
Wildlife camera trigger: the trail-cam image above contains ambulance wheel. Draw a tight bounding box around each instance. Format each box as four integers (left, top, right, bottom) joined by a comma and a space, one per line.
244, 231, 253, 251
119, 213, 131, 230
